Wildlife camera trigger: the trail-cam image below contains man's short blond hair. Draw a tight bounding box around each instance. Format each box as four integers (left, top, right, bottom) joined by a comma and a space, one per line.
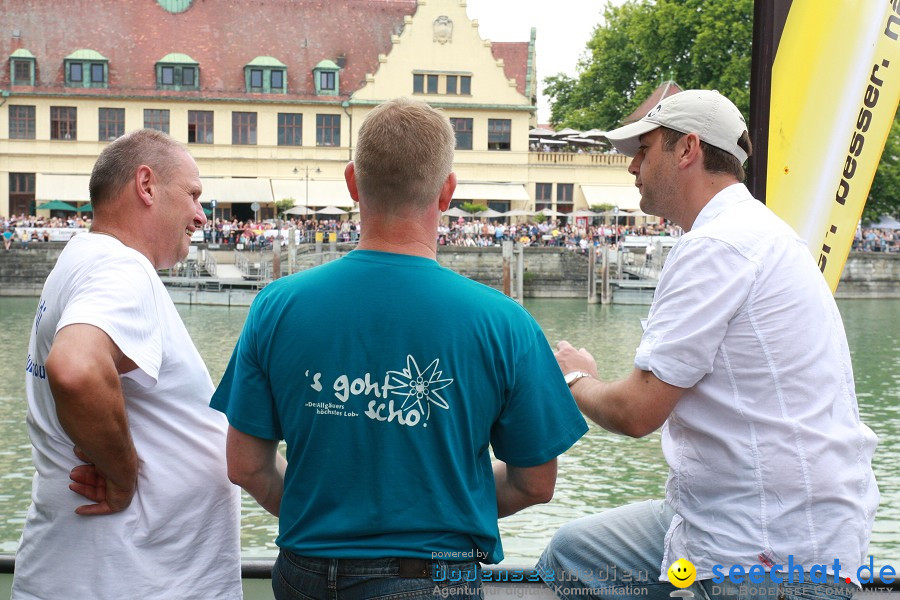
354, 97, 455, 214
89, 129, 186, 206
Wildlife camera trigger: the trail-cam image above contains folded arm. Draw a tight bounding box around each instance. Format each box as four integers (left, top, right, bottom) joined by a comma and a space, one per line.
47, 324, 139, 515
555, 340, 685, 438
494, 458, 557, 518
226, 425, 287, 517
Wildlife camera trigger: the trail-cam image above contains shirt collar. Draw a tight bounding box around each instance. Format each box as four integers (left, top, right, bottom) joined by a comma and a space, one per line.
691, 183, 754, 231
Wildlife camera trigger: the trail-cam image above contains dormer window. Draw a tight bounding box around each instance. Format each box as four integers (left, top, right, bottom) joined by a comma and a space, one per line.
155, 53, 199, 90
64, 49, 108, 88
9, 49, 36, 86
244, 56, 287, 94
313, 60, 340, 96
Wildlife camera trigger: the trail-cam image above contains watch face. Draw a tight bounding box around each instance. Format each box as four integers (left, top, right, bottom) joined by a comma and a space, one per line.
565, 371, 583, 384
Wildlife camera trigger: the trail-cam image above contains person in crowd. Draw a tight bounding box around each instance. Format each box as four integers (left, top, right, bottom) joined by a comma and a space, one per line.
212, 97, 587, 600
13, 129, 242, 600
539, 90, 878, 600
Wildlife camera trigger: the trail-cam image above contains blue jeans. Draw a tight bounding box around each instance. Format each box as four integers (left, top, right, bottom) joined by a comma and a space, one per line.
272, 550, 484, 600
536, 500, 856, 600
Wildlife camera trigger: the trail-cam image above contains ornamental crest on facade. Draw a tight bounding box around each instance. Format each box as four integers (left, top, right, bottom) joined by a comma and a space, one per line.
433, 16, 453, 44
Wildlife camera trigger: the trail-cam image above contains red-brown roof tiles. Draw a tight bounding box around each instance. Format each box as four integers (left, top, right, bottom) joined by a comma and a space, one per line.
1, 0, 418, 101
489, 42, 529, 97
622, 80, 684, 125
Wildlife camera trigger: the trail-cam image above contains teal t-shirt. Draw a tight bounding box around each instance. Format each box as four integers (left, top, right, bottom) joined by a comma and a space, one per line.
211, 250, 587, 563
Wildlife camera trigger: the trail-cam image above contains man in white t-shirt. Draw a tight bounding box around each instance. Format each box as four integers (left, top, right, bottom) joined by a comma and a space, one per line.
13, 129, 242, 599
540, 91, 878, 600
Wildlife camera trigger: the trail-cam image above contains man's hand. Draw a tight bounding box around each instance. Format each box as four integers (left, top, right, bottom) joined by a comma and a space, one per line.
554, 340, 598, 378
68, 446, 136, 515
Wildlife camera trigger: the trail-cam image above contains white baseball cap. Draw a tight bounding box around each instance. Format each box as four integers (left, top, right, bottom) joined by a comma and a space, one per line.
604, 89, 748, 163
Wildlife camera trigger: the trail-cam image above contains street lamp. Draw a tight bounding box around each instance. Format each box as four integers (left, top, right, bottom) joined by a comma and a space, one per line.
293, 165, 322, 215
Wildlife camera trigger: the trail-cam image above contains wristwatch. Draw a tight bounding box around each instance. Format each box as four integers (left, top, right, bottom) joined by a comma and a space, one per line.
564, 370, 592, 387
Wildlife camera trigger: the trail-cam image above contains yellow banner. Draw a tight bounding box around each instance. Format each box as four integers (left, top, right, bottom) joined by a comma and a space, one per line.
767, 0, 900, 292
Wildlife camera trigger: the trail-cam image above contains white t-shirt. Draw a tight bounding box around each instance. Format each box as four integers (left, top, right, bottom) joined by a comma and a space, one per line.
14, 233, 242, 600
636, 184, 878, 583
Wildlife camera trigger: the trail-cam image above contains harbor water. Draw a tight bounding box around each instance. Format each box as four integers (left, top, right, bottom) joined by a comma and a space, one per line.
0, 296, 897, 565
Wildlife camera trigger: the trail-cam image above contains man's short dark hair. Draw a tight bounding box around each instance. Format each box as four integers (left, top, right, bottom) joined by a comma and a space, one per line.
660, 127, 752, 181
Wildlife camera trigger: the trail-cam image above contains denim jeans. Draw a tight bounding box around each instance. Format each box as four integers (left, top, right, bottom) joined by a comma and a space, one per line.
536, 500, 857, 600
272, 549, 484, 600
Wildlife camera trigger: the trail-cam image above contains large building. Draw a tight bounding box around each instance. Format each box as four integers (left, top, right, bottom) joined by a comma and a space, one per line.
0, 0, 638, 221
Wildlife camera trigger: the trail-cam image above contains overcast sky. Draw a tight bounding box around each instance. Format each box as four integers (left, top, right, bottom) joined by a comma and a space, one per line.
464, 0, 614, 124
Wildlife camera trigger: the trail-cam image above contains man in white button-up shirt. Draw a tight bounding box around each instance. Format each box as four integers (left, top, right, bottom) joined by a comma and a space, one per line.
539, 90, 878, 600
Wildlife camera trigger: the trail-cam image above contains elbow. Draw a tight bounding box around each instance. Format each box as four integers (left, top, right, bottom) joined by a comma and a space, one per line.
529, 483, 555, 505
226, 462, 253, 489
618, 421, 659, 438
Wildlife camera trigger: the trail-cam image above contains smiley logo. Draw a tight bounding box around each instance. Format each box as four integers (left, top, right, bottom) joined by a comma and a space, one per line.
667, 558, 696, 588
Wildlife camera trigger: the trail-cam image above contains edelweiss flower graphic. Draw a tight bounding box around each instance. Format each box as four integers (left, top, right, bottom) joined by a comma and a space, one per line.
387, 355, 453, 421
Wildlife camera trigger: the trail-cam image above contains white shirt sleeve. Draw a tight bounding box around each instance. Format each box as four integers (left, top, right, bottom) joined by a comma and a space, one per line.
635, 236, 758, 388
56, 254, 163, 386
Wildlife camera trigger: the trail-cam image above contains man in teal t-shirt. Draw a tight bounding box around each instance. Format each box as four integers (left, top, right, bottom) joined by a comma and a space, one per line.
212, 98, 587, 600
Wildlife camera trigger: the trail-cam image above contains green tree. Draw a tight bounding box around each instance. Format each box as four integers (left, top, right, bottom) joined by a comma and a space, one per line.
864, 114, 899, 222
274, 198, 296, 219
547, 0, 897, 218
547, 0, 752, 130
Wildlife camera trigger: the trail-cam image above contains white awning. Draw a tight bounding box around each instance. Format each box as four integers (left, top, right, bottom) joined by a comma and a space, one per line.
271, 179, 353, 207
307, 179, 354, 208
36, 174, 91, 202
201, 178, 273, 204
581, 184, 641, 211
454, 182, 529, 202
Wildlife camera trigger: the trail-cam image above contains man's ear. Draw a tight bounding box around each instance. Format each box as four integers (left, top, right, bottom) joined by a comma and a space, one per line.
345, 161, 360, 203
677, 133, 703, 169
135, 165, 155, 206
438, 172, 457, 212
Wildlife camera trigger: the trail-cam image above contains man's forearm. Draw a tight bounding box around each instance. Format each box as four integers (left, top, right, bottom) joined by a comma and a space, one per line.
493, 460, 556, 518
49, 355, 139, 496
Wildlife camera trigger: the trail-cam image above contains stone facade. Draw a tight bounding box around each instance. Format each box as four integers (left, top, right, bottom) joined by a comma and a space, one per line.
1, 245, 896, 302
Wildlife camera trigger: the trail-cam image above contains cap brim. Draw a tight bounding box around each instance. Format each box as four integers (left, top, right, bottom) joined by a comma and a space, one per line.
604, 119, 660, 157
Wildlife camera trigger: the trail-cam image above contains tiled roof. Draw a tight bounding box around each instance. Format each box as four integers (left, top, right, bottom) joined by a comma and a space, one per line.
489, 42, 529, 97
621, 81, 684, 125
1, 0, 418, 101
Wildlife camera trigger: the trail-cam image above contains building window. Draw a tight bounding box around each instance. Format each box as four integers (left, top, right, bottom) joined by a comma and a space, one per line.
320, 71, 335, 91
98, 108, 125, 141
144, 109, 170, 134
90, 63, 105, 83
271, 69, 284, 89
9, 172, 36, 216
313, 60, 339, 96
182, 66, 196, 86
9, 105, 36, 139
450, 118, 473, 150
249, 69, 263, 89
245, 57, 289, 94
69, 63, 83, 82
232, 111, 257, 145
413, 72, 471, 96
278, 113, 303, 146
50, 106, 77, 140
156, 54, 200, 90
316, 114, 340, 147
557, 183, 574, 212
535, 183, 553, 210
12, 60, 33, 85
488, 119, 511, 151
188, 110, 214, 144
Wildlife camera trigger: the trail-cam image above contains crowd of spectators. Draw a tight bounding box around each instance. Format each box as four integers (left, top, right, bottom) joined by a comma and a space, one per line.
853, 227, 898, 253
2, 213, 91, 250
5, 211, 895, 255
